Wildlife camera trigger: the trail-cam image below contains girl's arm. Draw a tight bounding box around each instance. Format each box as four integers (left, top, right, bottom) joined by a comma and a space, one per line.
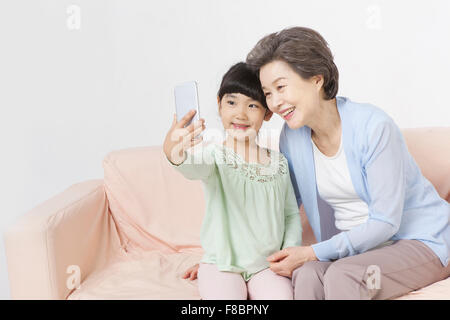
182, 263, 199, 281
164, 111, 213, 181
166, 143, 215, 181
281, 166, 303, 249
279, 124, 303, 208
279, 127, 303, 249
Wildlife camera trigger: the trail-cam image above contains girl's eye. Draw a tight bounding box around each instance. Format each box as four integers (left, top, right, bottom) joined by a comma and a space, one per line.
249, 104, 258, 108
264, 92, 271, 97
277, 85, 285, 90
227, 100, 235, 105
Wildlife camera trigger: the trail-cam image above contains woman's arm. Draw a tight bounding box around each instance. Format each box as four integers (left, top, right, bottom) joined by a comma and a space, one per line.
267, 246, 318, 278
311, 119, 406, 261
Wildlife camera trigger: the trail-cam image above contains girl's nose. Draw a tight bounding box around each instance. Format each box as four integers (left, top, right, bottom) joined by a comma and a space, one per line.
235, 106, 248, 119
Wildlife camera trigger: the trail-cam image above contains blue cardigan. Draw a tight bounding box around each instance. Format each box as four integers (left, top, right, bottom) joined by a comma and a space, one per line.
279, 96, 450, 267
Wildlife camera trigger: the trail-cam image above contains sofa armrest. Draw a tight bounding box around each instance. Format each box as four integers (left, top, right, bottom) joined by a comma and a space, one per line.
3, 179, 124, 299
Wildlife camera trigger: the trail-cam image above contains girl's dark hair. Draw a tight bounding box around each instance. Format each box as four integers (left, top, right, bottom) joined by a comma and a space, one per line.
246, 26, 339, 100
217, 62, 268, 109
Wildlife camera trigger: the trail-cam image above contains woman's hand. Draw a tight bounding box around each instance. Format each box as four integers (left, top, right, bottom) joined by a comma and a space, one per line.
163, 110, 205, 165
182, 263, 199, 281
267, 246, 318, 278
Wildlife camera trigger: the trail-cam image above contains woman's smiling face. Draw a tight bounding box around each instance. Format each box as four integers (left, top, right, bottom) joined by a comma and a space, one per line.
259, 59, 324, 130
218, 93, 271, 142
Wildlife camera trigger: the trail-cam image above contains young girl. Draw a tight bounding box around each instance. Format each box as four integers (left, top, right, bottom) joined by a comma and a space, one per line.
163, 62, 302, 300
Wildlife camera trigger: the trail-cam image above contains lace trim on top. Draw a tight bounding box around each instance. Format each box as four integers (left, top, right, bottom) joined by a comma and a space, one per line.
216, 144, 288, 183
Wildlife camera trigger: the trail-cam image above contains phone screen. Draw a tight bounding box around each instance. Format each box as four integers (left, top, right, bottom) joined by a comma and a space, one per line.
174, 81, 200, 127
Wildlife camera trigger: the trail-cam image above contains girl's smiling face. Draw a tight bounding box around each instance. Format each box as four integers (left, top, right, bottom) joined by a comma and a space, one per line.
218, 93, 272, 142
259, 59, 324, 130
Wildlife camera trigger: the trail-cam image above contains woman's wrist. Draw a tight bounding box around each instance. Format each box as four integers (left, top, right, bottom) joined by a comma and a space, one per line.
308, 246, 318, 261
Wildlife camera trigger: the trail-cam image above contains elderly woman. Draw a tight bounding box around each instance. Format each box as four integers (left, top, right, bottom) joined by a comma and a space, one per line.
244, 26, 449, 300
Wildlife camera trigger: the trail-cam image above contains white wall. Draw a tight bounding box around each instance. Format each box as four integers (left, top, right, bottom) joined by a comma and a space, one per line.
0, 0, 449, 299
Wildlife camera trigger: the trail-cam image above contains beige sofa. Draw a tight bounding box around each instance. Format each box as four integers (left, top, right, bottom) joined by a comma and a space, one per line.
3, 127, 449, 300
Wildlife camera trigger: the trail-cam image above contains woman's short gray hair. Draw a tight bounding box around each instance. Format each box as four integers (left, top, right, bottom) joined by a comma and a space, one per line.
246, 26, 339, 100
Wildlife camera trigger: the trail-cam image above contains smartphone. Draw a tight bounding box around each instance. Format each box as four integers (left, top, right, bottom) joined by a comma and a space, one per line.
174, 81, 201, 128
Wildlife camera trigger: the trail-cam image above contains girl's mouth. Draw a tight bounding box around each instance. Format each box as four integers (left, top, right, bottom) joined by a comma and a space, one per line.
232, 123, 250, 130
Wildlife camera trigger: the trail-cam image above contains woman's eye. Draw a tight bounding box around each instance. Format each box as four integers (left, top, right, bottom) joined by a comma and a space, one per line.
264, 92, 271, 97
227, 100, 235, 105
249, 104, 258, 108
277, 85, 285, 90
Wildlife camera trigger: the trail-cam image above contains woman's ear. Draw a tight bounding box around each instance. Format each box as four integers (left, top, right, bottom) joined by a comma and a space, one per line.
264, 109, 273, 121
313, 75, 324, 91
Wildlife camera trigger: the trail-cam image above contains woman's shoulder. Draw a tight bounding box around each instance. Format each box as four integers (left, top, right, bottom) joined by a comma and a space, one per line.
339, 97, 404, 153
339, 96, 394, 126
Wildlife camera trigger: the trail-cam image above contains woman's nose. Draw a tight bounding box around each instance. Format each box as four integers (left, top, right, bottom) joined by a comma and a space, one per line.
270, 93, 283, 111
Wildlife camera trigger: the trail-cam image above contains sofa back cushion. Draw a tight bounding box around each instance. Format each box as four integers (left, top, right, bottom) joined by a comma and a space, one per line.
402, 127, 450, 202
103, 146, 205, 253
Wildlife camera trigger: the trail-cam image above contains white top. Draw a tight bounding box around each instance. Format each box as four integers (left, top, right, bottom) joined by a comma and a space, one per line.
311, 134, 370, 231
311, 134, 393, 250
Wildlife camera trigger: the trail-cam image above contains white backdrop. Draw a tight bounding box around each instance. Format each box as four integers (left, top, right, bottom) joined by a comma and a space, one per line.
0, 0, 449, 299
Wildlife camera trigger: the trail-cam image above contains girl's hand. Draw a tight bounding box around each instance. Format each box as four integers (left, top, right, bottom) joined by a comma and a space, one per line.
182, 263, 199, 281
163, 110, 206, 165
267, 246, 318, 278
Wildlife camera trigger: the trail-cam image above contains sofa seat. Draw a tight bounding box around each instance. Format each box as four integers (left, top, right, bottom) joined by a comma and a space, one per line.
68, 249, 202, 300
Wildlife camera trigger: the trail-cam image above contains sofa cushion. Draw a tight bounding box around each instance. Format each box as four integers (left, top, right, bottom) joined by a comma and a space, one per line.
68, 250, 202, 299
102, 146, 206, 253
402, 127, 450, 202
66, 247, 450, 300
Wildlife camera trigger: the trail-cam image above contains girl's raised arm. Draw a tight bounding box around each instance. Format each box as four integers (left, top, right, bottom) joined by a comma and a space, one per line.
164, 111, 214, 181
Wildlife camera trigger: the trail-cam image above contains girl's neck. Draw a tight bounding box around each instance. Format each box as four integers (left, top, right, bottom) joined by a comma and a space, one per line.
223, 136, 266, 164
223, 136, 258, 151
